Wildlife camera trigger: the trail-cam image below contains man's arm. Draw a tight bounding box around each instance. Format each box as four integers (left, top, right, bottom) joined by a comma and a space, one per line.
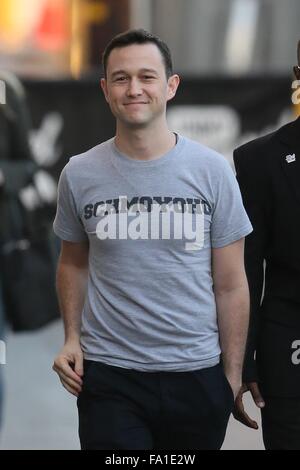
52, 240, 89, 396
212, 238, 250, 399
234, 148, 267, 384
233, 147, 267, 428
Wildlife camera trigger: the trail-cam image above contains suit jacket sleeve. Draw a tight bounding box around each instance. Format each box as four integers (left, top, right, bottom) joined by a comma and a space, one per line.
233, 145, 269, 383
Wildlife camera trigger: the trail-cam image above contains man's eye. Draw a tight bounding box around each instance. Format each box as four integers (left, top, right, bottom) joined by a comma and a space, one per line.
143, 76, 155, 80
115, 77, 127, 82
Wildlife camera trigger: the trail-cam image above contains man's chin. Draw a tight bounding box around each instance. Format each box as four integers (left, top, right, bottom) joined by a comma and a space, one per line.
122, 117, 150, 129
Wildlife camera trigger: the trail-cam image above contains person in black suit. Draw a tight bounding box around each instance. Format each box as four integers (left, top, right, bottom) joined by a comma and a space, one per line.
232, 41, 300, 450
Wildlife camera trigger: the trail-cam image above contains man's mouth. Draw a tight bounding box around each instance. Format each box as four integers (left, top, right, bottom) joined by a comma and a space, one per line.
124, 102, 148, 106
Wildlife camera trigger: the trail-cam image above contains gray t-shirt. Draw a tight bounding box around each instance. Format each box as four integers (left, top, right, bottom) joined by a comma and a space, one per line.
53, 135, 252, 371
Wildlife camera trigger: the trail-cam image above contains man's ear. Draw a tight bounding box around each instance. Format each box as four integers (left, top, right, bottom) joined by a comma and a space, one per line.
293, 41, 300, 80
101, 78, 109, 102
167, 74, 180, 102
293, 66, 300, 80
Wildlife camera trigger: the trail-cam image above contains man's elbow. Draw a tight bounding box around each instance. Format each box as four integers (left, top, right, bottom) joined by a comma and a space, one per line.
214, 273, 249, 297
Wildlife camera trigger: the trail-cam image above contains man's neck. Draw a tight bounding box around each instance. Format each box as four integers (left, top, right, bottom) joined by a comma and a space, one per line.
114, 124, 176, 161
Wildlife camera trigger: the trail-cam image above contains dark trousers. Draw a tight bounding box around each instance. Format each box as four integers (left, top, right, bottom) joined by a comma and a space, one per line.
261, 397, 300, 450
77, 361, 234, 450
256, 315, 300, 449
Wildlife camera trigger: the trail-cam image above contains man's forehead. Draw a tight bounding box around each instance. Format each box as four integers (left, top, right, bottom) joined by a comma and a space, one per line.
107, 43, 165, 71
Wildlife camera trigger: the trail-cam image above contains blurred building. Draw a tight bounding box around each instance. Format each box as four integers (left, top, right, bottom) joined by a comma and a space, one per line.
151, 0, 300, 75
0, 0, 299, 79
0, 0, 129, 78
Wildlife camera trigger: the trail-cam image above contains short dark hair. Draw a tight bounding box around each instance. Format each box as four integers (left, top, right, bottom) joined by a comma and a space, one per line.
102, 29, 173, 78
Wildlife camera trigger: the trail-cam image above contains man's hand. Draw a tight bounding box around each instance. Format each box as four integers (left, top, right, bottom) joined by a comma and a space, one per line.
226, 374, 242, 401
53, 340, 83, 397
233, 382, 265, 429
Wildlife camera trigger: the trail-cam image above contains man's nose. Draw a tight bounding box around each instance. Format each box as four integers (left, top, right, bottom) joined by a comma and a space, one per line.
126, 78, 142, 96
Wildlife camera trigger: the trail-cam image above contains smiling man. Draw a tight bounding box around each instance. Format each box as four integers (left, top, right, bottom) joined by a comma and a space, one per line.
53, 29, 252, 450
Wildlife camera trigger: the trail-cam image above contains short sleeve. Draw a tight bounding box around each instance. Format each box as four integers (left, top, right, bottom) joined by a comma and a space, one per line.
211, 159, 252, 248
53, 165, 87, 242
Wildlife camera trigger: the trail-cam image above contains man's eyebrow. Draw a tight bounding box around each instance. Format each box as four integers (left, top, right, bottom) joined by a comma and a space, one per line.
110, 70, 127, 78
139, 68, 158, 75
110, 68, 159, 78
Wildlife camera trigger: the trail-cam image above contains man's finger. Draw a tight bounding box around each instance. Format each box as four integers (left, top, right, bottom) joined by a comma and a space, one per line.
53, 359, 83, 384
60, 380, 80, 397
248, 382, 265, 408
233, 407, 259, 429
233, 389, 259, 429
59, 372, 82, 392
74, 354, 84, 377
